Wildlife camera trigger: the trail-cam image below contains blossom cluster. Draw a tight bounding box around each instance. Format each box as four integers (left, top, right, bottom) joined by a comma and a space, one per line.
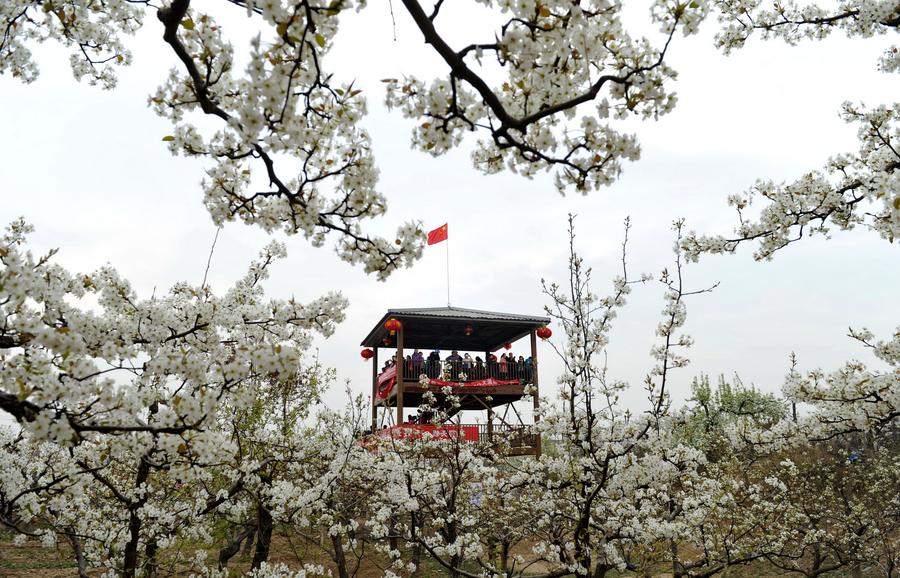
148, 0, 424, 279
682, 2, 899, 260
386, 0, 710, 193
0, 0, 142, 88
0, 219, 346, 443
682, 101, 899, 260
714, 0, 899, 56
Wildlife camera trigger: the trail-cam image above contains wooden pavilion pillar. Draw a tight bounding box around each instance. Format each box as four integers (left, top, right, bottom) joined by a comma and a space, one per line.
371, 347, 379, 432
395, 325, 405, 426
530, 330, 542, 457
487, 407, 494, 442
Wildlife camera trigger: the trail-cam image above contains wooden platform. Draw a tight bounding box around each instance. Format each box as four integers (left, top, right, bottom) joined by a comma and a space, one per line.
366, 423, 539, 456
375, 380, 529, 410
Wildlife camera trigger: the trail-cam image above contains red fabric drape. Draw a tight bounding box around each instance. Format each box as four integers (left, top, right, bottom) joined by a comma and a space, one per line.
375, 365, 397, 399
427, 377, 520, 388
376, 370, 520, 400
377, 424, 479, 441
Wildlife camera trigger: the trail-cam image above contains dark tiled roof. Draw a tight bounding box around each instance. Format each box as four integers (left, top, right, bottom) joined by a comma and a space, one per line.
385, 306, 549, 324
361, 306, 550, 352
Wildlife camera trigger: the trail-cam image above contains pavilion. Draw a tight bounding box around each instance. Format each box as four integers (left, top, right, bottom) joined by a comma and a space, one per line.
361, 306, 551, 456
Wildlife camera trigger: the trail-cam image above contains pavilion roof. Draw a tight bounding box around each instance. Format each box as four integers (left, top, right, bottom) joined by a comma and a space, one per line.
360, 306, 550, 352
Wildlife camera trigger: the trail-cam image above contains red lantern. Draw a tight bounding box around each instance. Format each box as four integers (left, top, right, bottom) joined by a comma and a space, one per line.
503, 342, 512, 350
384, 318, 402, 335
464, 324, 474, 337
360, 348, 374, 360
382, 337, 392, 346
536, 326, 552, 340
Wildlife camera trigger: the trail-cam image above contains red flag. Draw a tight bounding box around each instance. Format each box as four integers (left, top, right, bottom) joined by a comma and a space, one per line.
427, 223, 448, 245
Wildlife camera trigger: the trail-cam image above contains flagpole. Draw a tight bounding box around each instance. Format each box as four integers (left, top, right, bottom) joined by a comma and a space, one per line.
445, 234, 450, 306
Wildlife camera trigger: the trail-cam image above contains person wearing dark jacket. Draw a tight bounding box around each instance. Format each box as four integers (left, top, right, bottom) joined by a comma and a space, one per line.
427, 350, 441, 378
474, 356, 485, 379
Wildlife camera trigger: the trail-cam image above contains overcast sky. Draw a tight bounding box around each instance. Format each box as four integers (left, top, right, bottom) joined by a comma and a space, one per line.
1, 1, 897, 421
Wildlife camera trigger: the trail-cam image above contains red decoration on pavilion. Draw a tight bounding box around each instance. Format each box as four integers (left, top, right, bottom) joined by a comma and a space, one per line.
536, 326, 552, 340
384, 318, 402, 335
382, 337, 392, 346
503, 342, 512, 350
360, 348, 374, 360
464, 324, 474, 336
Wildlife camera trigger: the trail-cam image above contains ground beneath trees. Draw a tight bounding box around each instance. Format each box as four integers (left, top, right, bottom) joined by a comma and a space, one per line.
0, 537, 851, 577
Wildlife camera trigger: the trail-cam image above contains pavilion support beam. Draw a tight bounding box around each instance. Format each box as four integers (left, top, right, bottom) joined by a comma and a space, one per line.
371, 347, 379, 433
396, 326, 405, 426
487, 407, 494, 443
530, 330, 542, 457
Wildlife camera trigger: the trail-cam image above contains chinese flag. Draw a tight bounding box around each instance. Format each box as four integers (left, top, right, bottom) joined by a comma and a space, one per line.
427, 223, 448, 245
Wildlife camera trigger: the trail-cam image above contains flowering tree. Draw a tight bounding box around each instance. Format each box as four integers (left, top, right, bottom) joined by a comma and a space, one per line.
684, 1, 899, 259
2, 2, 892, 259
265, 398, 384, 578
2, 1, 898, 576
535, 217, 724, 576
385, 0, 707, 191
677, 0, 899, 451
211, 363, 338, 572
1, 0, 711, 272
0, 219, 347, 576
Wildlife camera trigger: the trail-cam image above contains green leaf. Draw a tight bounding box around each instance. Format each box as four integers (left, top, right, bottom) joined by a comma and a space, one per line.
315, 33, 326, 48
181, 18, 194, 30
162, 135, 176, 142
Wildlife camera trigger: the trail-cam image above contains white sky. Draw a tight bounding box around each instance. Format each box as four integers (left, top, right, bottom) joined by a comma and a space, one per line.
1, 1, 897, 422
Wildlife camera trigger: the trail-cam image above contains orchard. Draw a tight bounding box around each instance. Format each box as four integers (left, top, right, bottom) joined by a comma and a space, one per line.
0, 0, 897, 576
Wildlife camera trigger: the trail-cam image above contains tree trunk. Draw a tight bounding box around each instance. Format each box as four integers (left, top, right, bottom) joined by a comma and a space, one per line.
388, 515, 399, 553
219, 522, 257, 569
410, 513, 422, 577
251, 502, 273, 569
63, 527, 90, 578
446, 522, 460, 578
241, 521, 257, 557
122, 457, 152, 578
330, 532, 350, 578
145, 540, 159, 578
450, 554, 462, 578
411, 542, 423, 577
670, 538, 683, 577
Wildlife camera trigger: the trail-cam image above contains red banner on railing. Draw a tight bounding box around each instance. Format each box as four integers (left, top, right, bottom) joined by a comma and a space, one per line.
427, 377, 521, 388
375, 369, 521, 400
376, 424, 479, 442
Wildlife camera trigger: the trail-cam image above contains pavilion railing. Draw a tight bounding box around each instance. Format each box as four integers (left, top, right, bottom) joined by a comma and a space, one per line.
396, 359, 535, 384
364, 423, 538, 454
475, 423, 537, 449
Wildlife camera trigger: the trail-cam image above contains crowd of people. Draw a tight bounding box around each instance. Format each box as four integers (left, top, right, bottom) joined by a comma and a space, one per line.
381, 349, 534, 383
